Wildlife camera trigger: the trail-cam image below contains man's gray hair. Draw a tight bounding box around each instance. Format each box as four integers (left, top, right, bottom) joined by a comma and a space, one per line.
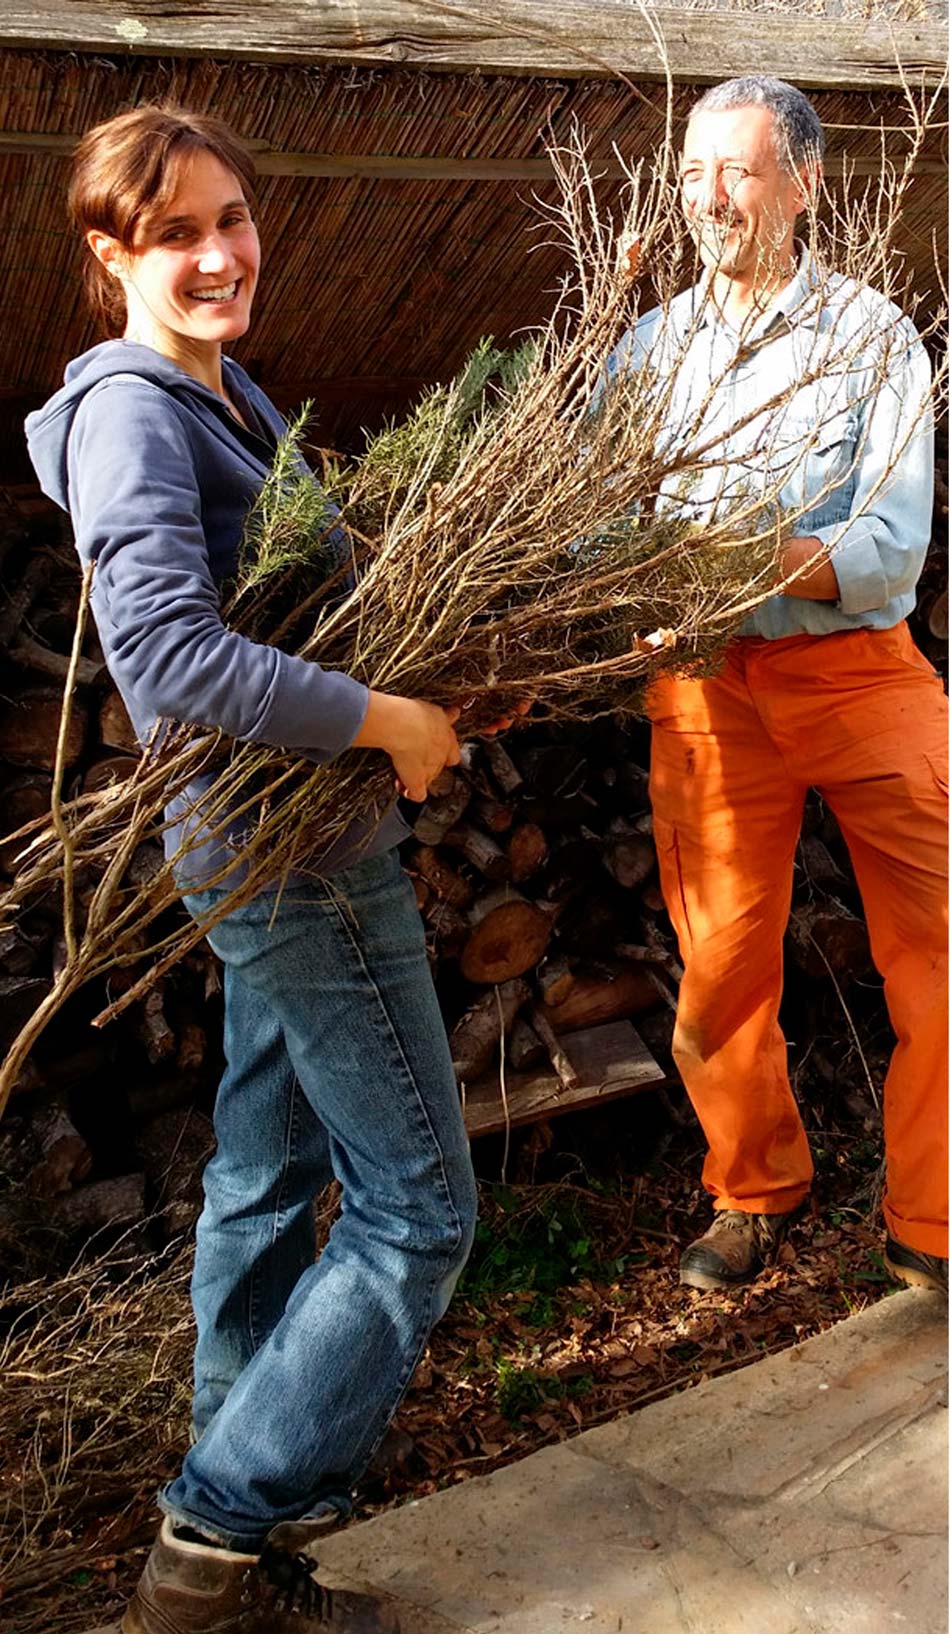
690, 76, 826, 171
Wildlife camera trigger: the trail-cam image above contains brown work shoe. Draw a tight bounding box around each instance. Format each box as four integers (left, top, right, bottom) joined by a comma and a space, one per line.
122, 1518, 400, 1633
884, 1235, 948, 1296
679, 1208, 797, 1291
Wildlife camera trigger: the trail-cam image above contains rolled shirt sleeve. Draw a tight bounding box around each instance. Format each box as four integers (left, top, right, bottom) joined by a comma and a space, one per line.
812, 326, 934, 616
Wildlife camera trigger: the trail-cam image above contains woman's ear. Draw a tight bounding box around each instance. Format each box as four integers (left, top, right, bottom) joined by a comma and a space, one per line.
86, 229, 126, 279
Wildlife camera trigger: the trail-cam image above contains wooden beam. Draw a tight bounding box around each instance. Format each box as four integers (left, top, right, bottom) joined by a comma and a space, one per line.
0, 2, 942, 90
0, 131, 939, 182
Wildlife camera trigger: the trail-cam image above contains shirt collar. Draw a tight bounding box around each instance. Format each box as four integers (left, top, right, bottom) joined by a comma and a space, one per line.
688, 243, 823, 343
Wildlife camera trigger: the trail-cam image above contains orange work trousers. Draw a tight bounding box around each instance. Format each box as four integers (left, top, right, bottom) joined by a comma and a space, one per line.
648, 622, 948, 1258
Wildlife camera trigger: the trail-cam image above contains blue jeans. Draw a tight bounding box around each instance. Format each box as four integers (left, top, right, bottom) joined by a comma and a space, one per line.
158, 848, 477, 1551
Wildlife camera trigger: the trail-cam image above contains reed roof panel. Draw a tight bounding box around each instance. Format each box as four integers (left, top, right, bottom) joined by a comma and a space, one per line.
0, 49, 944, 458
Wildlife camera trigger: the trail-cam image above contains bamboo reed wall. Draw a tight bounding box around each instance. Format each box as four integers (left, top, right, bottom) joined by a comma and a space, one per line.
0, 50, 945, 467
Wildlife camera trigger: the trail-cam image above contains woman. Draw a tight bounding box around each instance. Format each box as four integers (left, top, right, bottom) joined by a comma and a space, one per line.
27, 106, 479, 1634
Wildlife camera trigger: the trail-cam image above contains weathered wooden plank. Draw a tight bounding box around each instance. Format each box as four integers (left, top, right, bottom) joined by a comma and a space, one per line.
461, 1019, 663, 1139
0, 2, 942, 89
0, 130, 939, 180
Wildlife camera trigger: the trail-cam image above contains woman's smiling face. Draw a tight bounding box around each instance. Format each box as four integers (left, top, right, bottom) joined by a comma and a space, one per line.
105, 147, 261, 353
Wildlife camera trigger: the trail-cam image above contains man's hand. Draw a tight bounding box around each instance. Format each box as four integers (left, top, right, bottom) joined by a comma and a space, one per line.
354, 692, 462, 802
778, 536, 840, 601
471, 698, 533, 737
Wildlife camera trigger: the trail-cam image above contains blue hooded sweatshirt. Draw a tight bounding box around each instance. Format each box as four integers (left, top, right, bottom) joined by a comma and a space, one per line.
25, 340, 408, 888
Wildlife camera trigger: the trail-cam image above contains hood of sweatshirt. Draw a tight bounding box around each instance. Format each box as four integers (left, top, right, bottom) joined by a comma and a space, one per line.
25, 339, 277, 512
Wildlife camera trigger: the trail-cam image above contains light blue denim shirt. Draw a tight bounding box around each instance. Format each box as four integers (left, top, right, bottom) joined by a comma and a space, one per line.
601, 250, 934, 639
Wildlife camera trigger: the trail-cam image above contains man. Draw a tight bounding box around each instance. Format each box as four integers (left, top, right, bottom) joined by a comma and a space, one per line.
604, 76, 948, 1293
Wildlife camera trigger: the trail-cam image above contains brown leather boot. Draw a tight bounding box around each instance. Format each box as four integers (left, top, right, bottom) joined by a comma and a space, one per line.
679, 1208, 797, 1291
121, 1518, 400, 1632
884, 1234, 948, 1295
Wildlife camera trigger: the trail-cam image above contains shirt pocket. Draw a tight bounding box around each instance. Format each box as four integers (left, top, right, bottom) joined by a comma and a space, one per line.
778, 407, 859, 525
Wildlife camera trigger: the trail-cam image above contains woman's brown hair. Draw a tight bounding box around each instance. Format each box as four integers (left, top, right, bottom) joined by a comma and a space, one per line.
68, 105, 258, 334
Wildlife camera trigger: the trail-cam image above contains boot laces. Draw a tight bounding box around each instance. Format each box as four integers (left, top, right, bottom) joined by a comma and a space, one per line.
259, 1543, 334, 1619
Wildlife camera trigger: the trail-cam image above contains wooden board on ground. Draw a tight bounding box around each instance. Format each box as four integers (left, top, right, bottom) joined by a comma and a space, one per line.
461, 1020, 663, 1139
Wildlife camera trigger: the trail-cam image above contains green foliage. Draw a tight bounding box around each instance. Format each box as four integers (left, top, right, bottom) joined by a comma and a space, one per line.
460, 1186, 621, 1304
493, 1356, 547, 1419
492, 1353, 595, 1422
350, 336, 537, 530
237, 404, 342, 590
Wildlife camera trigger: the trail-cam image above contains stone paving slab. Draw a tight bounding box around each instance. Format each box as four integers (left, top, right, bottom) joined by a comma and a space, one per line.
314, 1290, 947, 1634
88, 1290, 947, 1634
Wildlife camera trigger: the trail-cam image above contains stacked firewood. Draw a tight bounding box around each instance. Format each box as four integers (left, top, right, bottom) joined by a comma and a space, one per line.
407, 726, 670, 1084
0, 436, 946, 1251
0, 502, 220, 1247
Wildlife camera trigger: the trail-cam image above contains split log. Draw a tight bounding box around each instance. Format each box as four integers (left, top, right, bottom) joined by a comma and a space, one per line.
787, 898, 874, 981
541, 836, 604, 901
0, 918, 53, 977
414, 845, 473, 909
471, 793, 514, 834
8, 635, 105, 688
640, 883, 667, 914
35, 1040, 114, 1094
0, 687, 87, 771
128, 1074, 202, 1122
616, 931, 683, 983
536, 953, 575, 1008
0, 975, 52, 1053
528, 1005, 580, 1092
176, 1020, 207, 1075
126, 842, 170, 896
482, 738, 523, 795
460, 888, 553, 984
82, 752, 137, 795
0, 772, 52, 873
25, 1091, 93, 1196
136, 1108, 214, 1237
411, 768, 472, 844
613, 761, 651, 812
443, 821, 510, 881
51, 1173, 146, 1235
924, 587, 948, 642
450, 976, 530, 1081
604, 831, 655, 891
99, 690, 139, 754
506, 1015, 545, 1071
798, 833, 847, 889
518, 744, 587, 799
507, 821, 549, 883
0, 550, 52, 650
539, 963, 656, 1034
135, 983, 176, 1065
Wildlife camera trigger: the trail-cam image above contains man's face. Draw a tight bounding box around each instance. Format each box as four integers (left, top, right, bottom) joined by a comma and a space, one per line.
679, 103, 808, 281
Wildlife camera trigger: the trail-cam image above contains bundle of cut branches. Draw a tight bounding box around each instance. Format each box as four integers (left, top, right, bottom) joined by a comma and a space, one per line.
0, 102, 945, 1108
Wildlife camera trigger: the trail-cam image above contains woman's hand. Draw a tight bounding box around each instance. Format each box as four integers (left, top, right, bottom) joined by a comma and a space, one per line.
353, 691, 462, 802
